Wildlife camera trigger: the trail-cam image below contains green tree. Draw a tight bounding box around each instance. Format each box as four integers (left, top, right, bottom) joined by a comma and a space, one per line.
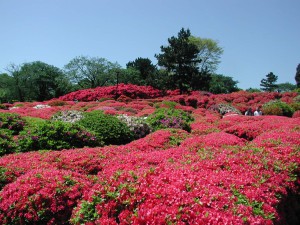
0, 73, 16, 102
5, 64, 27, 102
155, 28, 205, 94
126, 57, 157, 84
260, 72, 278, 92
209, 74, 240, 94
64, 56, 121, 89
277, 82, 297, 92
295, 64, 300, 88
188, 36, 223, 73
19, 61, 70, 101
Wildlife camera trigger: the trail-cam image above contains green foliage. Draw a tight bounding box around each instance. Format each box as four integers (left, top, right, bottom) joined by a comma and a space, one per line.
117, 115, 151, 139
295, 64, 300, 88
146, 107, 194, 132
0, 104, 8, 110
188, 36, 224, 73
209, 74, 240, 94
18, 120, 102, 152
126, 57, 157, 85
245, 88, 262, 93
64, 56, 121, 89
77, 110, 134, 145
209, 104, 241, 116
0, 112, 25, 134
155, 28, 207, 93
277, 82, 297, 92
0, 130, 17, 156
260, 72, 278, 92
262, 100, 295, 117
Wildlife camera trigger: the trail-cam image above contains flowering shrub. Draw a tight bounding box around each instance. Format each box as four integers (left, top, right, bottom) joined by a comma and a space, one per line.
292, 110, 300, 118
47, 99, 69, 106
146, 108, 194, 132
51, 110, 84, 123
59, 84, 163, 101
77, 110, 134, 145
0, 87, 299, 224
0, 169, 93, 225
0, 112, 25, 134
18, 120, 102, 151
209, 103, 241, 116
0, 130, 17, 156
262, 100, 295, 117
117, 114, 151, 139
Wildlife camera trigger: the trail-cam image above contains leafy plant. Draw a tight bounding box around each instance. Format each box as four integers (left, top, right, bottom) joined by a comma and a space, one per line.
0, 130, 17, 156
77, 110, 134, 145
117, 114, 151, 139
146, 107, 194, 132
262, 100, 294, 117
18, 120, 102, 151
0, 112, 25, 134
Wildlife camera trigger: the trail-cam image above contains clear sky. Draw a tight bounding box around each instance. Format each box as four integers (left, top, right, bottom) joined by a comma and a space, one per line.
0, 0, 299, 89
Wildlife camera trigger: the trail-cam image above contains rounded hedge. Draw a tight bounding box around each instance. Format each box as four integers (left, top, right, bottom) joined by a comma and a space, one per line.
262, 100, 294, 117
77, 110, 134, 145
18, 120, 102, 151
146, 107, 194, 132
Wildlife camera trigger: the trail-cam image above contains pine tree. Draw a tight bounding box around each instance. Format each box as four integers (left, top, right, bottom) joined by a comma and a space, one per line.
295, 64, 300, 88
260, 72, 278, 92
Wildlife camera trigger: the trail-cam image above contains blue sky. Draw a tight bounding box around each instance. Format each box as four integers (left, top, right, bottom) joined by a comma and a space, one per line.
0, 0, 299, 89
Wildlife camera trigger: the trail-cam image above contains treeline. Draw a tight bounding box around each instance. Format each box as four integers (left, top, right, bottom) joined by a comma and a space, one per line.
0, 28, 298, 103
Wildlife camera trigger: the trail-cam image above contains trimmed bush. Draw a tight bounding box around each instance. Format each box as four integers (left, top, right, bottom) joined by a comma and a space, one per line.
51, 110, 84, 123
262, 100, 294, 117
117, 114, 151, 139
18, 121, 102, 151
0, 169, 93, 225
77, 110, 134, 145
0, 112, 25, 135
146, 107, 194, 132
209, 104, 241, 116
0, 130, 17, 156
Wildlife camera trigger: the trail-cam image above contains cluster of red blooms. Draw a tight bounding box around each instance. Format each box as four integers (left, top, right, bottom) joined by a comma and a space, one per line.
0, 85, 299, 224
59, 83, 163, 101
0, 110, 299, 224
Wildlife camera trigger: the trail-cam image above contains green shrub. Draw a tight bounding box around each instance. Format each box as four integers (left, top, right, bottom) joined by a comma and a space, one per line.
18, 121, 102, 152
77, 110, 134, 145
0, 104, 8, 110
209, 104, 241, 116
0, 130, 17, 156
146, 108, 194, 132
262, 100, 295, 117
117, 114, 151, 139
51, 110, 83, 123
0, 112, 25, 134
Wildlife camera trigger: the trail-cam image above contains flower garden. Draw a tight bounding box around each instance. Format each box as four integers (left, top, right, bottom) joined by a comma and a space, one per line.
0, 84, 299, 224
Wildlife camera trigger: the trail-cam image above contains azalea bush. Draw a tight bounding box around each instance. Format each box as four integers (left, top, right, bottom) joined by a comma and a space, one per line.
117, 114, 151, 139
0, 112, 25, 134
0, 86, 299, 224
77, 110, 134, 145
18, 120, 102, 151
262, 100, 294, 117
0, 168, 93, 225
0, 130, 17, 156
146, 107, 194, 132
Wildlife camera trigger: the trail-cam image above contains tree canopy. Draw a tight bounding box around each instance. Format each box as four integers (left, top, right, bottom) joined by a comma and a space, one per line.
64, 56, 121, 89
260, 72, 278, 92
209, 74, 240, 94
188, 36, 223, 73
155, 28, 210, 93
295, 64, 300, 88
